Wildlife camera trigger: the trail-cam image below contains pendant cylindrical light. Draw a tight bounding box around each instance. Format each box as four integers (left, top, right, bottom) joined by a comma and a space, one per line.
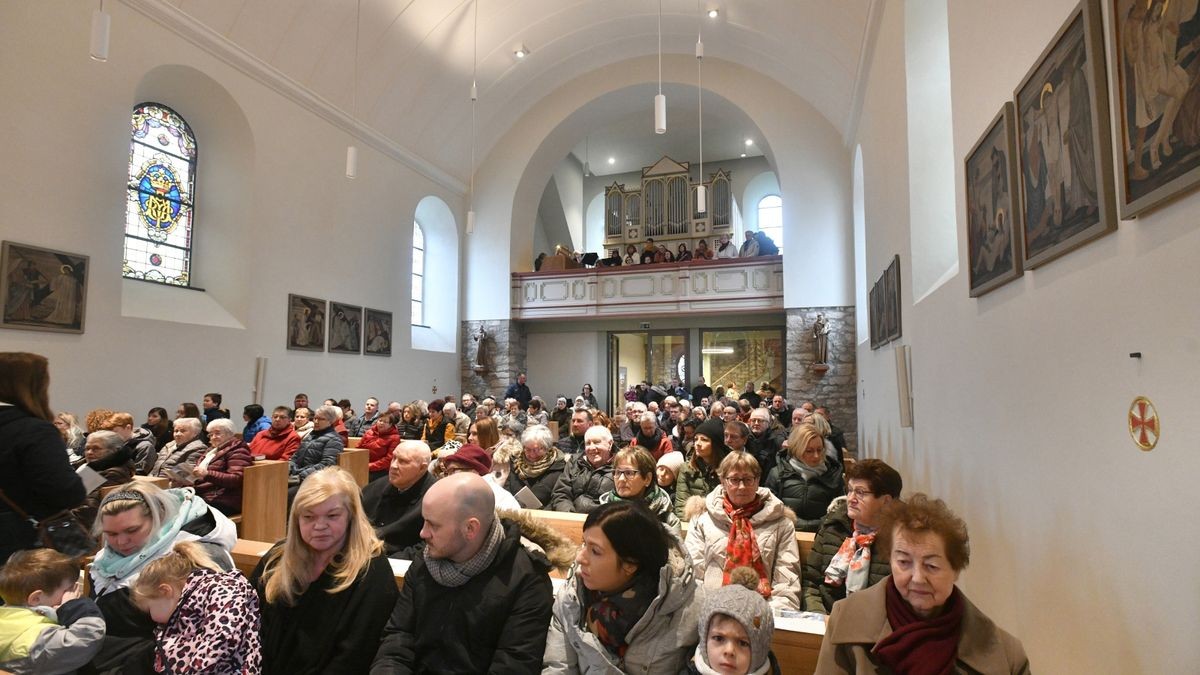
346, 145, 358, 179
654, 0, 666, 134
467, 0, 479, 234
347, 0, 360, 179
466, 210, 476, 234
695, 2, 706, 213
90, 3, 111, 62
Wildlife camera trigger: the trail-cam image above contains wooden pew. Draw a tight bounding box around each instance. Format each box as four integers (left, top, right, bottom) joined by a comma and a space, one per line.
547, 420, 558, 439
229, 536, 821, 673
238, 460, 289, 542
347, 436, 362, 449
338, 448, 369, 486
99, 475, 168, 499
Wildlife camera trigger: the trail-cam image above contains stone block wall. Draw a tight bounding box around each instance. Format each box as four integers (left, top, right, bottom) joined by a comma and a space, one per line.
786, 307, 857, 456
460, 319, 528, 399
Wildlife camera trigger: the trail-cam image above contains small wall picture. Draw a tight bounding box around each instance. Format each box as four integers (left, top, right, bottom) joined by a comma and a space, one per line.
965, 103, 1024, 297
363, 308, 392, 357
328, 302, 362, 354
869, 255, 902, 350
1, 241, 89, 334
1014, 0, 1116, 269
287, 294, 326, 352
1108, 0, 1200, 218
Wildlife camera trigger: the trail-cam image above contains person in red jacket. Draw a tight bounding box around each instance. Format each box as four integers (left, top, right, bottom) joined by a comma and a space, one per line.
249, 406, 302, 460
360, 412, 402, 482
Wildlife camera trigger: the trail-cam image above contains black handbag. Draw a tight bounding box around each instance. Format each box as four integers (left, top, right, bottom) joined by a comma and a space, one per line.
0, 489, 99, 558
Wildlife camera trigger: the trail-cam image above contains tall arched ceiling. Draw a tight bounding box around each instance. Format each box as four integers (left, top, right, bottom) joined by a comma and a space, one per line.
162, 0, 875, 184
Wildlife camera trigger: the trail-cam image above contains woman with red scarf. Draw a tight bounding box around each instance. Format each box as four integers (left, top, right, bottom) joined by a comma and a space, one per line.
815, 494, 1030, 674
683, 451, 801, 612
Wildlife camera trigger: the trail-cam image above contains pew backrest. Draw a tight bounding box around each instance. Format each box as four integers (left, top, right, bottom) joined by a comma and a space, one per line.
238, 460, 288, 542
338, 448, 369, 486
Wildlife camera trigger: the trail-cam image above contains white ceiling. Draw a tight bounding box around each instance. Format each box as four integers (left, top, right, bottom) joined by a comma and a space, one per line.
165, 0, 874, 183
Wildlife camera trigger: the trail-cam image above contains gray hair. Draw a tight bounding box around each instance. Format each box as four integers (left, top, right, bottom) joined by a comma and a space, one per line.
207, 418, 237, 435
583, 425, 613, 444
315, 404, 340, 423
173, 417, 201, 434
86, 430, 124, 455
520, 424, 553, 451
443, 402, 458, 416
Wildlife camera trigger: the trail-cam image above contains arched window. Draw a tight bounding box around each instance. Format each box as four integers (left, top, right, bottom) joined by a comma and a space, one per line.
411, 220, 425, 326
757, 194, 783, 252
124, 103, 196, 286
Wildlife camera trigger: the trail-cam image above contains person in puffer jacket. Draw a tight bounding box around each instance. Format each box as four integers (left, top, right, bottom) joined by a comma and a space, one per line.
548, 426, 616, 514
0, 549, 106, 675
764, 424, 843, 532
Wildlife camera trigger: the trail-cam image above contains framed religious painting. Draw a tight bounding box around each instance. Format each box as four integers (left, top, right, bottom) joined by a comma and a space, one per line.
1108, 0, 1200, 218
286, 294, 326, 352
0, 241, 89, 334
965, 104, 1025, 297
328, 302, 363, 354
363, 308, 393, 357
1014, 0, 1117, 269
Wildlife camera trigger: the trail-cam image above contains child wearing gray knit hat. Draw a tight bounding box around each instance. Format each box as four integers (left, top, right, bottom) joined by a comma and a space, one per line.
685, 567, 779, 675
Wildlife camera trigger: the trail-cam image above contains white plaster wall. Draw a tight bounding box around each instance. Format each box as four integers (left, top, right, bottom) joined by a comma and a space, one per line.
741, 170, 783, 237
0, 2, 461, 418
855, 0, 1200, 670
552, 157, 585, 250
525, 331, 601, 408
465, 56, 852, 321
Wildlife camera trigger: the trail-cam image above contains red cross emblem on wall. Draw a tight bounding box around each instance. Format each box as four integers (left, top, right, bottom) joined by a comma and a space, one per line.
1128, 396, 1159, 451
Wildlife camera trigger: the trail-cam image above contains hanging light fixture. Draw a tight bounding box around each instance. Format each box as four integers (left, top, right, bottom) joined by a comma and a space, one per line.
654, 0, 666, 134
695, 0, 707, 214
346, 0, 360, 179
583, 136, 591, 177
90, 0, 110, 62
466, 0, 479, 234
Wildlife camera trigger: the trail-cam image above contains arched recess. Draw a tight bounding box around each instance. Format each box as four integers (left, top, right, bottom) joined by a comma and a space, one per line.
741, 170, 782, 237
411, 195, 458, 353
464, 55, 851, 321
584, 192, 605, 254
123, 64, 255, 328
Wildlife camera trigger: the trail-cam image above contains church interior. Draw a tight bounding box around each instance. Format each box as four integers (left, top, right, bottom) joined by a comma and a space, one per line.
1, 1, 1197, 670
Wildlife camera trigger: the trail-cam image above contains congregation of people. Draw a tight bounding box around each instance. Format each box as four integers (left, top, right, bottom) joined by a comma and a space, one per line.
535, 230, 779, 271
0, 351, 1030, 674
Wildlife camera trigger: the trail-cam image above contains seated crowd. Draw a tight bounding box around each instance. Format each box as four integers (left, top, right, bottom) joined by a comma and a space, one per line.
535, 230, 779, 271
0, 352, 1030, 674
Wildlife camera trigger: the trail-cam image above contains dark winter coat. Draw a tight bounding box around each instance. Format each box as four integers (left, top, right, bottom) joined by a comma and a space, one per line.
765, 456, 844, 532
504, 456, 566, 508
746, 427, 787, 478
73, 448, 135, 529
361, 471, 436, 558
370, 511, 575, 674
801, 499, 891, 613
547, 454, 614, 514
125, 426, 158, 475
0, 406, 86, 565
674, 460, 720, 521
193, 439, 255, 515
251, 543, 399, 675
288, 426, 344, 480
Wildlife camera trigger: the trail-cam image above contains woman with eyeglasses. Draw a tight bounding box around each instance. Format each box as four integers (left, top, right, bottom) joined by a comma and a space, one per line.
801, 459, 902, 614
599, 446, 681, 535
683, 451, 801, 612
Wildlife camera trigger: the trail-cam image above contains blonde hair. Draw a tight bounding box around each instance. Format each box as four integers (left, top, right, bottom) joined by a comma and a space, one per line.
130, 541, 221, 603
261, 467, 382, 606
718, 450, 762, 479
93, 481, 177, 539
786, 423, 824, 461
810, 412, 831, 438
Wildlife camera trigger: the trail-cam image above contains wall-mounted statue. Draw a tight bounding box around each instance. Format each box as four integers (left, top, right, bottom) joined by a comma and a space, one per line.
812, 313, 831, 365
473, 325, 491, 373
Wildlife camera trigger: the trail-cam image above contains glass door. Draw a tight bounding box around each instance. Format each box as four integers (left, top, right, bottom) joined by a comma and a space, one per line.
608, 330, 688, 411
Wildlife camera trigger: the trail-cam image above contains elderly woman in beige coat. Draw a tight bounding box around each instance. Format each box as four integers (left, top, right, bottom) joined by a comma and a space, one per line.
815, 494, 1029, 674
683, 451, 801, 612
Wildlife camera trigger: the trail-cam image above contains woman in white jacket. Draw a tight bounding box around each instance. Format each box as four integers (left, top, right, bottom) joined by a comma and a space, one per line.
543, 500, 697, 674
683, 451, 801, 613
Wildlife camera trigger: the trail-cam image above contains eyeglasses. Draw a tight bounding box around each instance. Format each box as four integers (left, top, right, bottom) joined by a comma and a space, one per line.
846, 487, 874, 498
613, 469, 643, 480
722, 475, 757, 487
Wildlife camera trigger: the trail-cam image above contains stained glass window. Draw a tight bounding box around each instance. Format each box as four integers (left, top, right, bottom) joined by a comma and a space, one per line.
411, 221, 425, 326
123, 103, 196, 286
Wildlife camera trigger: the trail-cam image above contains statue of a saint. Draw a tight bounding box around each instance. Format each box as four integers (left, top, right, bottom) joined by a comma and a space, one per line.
473, 325, 491, 372
812, 313, 831, 364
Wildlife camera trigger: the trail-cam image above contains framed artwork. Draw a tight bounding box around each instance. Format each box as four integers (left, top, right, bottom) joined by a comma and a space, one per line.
1108, 0, 1200, 218
1, 241, 89, 334
328, 302, 363, 354
965, 103, 1025, 297
1014, 0, 1116, 269
869, 255, 902, 350
363, 308, 393, 357
286, 294, 326, 352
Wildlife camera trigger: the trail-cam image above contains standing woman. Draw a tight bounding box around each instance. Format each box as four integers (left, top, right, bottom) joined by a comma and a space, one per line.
674, 418, 728, 521
543, 500, 697, 674
815, 494, 1030, 674
684, 451, 801, 612
580, 384, 599, 410
250, 467, 399, 674
0, 352, 87, 565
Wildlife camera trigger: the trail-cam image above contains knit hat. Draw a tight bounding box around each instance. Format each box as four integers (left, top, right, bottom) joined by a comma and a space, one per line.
441, 443, 492, 475
694, 418, 728, 454
656, 451, 685, 478
697, 569, 775, 672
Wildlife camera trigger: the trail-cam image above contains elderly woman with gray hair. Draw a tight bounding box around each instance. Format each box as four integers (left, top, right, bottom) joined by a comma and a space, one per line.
191, 418, 255, 515
151, 416, 208, 486
503, 424, 565, 508
289, 404, 345, 486
72, 429, 136, 528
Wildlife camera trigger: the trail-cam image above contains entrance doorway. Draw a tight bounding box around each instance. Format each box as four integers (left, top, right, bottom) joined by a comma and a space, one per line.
608, 331, 688, 411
